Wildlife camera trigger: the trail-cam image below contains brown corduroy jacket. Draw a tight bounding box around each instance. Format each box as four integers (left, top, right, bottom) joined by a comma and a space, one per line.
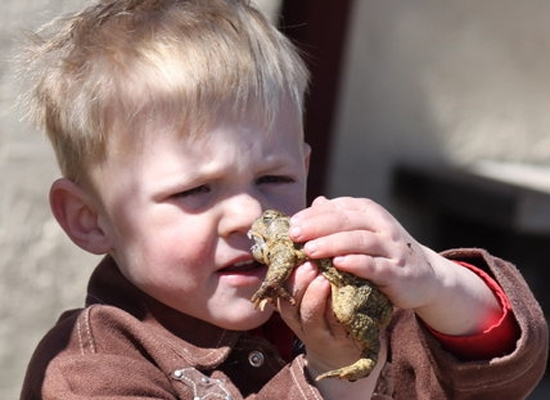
20, 249, 548, 399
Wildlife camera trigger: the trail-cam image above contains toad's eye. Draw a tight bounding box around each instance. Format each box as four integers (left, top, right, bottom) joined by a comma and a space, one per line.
257, 175, 294, 185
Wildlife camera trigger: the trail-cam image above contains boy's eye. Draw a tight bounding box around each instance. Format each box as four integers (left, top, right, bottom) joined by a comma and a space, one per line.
257, 175, 295, 185
172, 185, 210, 198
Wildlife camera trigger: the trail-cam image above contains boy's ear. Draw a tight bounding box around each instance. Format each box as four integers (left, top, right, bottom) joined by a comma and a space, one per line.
49, 178, 111, 255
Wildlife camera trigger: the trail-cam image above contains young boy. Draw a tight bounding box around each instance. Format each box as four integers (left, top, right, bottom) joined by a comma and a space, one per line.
19, 0, 547, 399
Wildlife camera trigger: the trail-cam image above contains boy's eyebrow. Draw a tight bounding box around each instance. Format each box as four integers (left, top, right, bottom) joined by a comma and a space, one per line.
149, 170, 206, 195
147, 158, 234, 196
151, 153, 298, 194
255, 157, 299, 174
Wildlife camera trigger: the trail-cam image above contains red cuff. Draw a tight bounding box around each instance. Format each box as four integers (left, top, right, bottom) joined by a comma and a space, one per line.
427, 261, 520, 360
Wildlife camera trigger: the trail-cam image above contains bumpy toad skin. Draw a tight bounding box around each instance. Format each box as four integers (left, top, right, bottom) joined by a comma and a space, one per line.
249, 210, 393, 382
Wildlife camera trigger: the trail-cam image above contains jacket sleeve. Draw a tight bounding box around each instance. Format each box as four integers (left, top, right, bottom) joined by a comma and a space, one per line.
385, 248, 548, 400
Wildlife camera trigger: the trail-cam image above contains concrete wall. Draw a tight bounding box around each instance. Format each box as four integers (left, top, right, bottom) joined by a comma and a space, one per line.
1, 1, 99, 398
2, 0, 549, 398
329, 0, 550, 211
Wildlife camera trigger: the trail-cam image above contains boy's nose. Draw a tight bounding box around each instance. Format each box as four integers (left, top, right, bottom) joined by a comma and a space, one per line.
218, 193, 263, 237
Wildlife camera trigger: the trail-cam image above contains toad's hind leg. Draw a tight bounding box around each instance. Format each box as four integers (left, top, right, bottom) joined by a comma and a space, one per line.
316, 306, 381, 381
317, 284, 383, 381
315, 346, 379, 381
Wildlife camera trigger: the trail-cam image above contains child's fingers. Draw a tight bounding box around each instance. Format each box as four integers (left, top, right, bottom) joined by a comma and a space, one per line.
278, 273, 331, 338
286, 261, 319, 301
277, 261, 318, 332
290, 198, 393, 242
332, 253, 394, 286
297, 275, 332, 333
311, 195, 330, 206
302, 230, 392, 260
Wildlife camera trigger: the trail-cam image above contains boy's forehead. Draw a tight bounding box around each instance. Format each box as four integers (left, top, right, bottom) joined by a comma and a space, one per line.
110, 90, 303, 142
99, 101, 305, 177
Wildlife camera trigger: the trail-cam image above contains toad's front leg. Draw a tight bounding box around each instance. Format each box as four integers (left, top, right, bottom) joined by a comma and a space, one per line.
251, 283, 295, 311
250, 243, 305, 311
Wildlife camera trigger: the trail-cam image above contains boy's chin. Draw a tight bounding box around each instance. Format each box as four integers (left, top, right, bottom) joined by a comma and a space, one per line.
213, 306, 274, 331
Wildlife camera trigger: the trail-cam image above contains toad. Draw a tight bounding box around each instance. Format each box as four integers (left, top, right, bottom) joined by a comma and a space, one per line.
248, 209, 393, 381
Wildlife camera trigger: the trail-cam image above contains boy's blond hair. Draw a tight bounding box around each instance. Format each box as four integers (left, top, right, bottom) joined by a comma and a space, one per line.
20, 0, 309, 187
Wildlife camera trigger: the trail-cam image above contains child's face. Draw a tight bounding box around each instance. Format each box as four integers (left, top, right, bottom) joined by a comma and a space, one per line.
91, 103, 310, 330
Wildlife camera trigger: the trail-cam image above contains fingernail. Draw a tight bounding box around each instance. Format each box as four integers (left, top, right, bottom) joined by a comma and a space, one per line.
303, 241, 318, 255
333, 255, 343, 263
333, 255, 346, 265
289, 225, 302, 240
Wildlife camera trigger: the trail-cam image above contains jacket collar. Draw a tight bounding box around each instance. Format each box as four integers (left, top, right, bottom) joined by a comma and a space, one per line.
85, 256, 241, 369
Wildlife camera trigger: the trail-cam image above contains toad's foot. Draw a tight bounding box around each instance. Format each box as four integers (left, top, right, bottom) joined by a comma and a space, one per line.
315, 357, 377, 382
251, 284, 296, 311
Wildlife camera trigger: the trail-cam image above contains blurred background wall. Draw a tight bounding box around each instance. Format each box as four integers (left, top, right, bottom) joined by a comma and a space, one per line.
2, 0, 549, 398
1, 1, 99, 399
329, 0, 550, 209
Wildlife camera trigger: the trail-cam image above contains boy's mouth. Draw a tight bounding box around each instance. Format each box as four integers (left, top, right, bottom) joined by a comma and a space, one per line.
219, 260, 264, 273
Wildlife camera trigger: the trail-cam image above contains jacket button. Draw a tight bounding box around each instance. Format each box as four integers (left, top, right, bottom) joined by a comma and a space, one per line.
248, 350, 265, 367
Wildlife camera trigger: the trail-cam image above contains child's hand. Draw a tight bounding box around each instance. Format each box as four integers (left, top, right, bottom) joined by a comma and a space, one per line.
277, 260, 363, 371
275, 195, 499, 397
276, 195, 417, 381
277, 260, 384, 398
288, 196, 438, 311
286, 196, 502, 337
